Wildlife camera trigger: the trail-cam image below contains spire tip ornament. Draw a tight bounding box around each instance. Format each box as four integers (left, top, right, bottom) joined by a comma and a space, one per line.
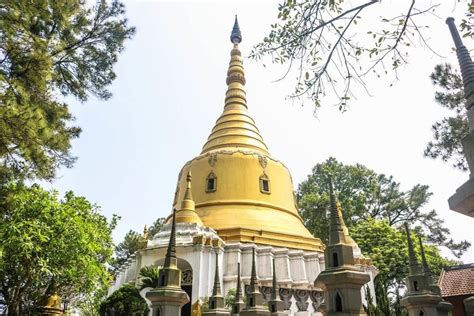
230, 15, 242, 44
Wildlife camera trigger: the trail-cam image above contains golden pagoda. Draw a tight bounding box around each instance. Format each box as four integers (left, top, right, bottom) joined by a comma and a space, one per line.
109, 17, 377, 316
172, 17, 323, 252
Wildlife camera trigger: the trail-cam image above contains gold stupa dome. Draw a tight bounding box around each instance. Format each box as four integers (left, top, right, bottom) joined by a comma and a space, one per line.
172, 17, 323, 251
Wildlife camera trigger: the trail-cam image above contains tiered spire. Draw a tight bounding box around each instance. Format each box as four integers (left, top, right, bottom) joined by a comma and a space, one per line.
314, 176, 370, 315
201, 16, 269, 155
268, 258, 285, 314
232, 262, 245, 314
212, 253, 222, 297
446, 17, 474, 110
176, 172, 203, 225
240, 248, 270, 315
236, 262, 243, 301
249, 248, 258, 292
203, 252, 229, 315
401, 224, 453, 315
164, 208, 177, 269
418, 236, 432, 279
404, 223, 421, 275
328, 176, 346, 245
146, 209, 190, 315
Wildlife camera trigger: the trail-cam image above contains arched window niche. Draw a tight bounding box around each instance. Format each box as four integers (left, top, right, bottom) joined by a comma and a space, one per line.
332, 252, 339, 267
335, 291, 343, 312
206, 171, 217, 192
259, 173, 271, 194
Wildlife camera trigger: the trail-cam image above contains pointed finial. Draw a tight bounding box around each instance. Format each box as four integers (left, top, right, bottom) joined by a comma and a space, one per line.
212, 251, 222, 296
176, 170, 203, 225
236, 262, 243, 303
328, 175, 344, 244
143, 224, 148, 239
404, 223, 420, 274
164, 208, 177, 268
230, 15, 242, 44
418, 236, 432, 277
249, 247, 258, 292
446, 17, 474, 109
183, 171, 194, 202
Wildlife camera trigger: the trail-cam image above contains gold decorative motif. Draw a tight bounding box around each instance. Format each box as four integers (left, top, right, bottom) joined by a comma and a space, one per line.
211, 238, 223, 248
208, 153, 218, 167
193, 235, 207, 245
181, 269, 193, 285
258, 155, 268, 169
192, 301, 202, 316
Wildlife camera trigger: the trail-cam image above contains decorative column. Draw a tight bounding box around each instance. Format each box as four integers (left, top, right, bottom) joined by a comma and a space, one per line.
400, 224, 452, 316
146, 209, 190, 316
446, 17, 474, 217
314, 177, 370, 316
232, 262, 245, 315
268, 258, 286, 315
203, 251, 230, 316
240, 248, 270, 316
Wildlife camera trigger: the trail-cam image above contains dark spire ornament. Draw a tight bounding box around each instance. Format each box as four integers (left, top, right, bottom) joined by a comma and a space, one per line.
446, 17, 474, 109
164, 208, 177, 268
230, 15, 242, 44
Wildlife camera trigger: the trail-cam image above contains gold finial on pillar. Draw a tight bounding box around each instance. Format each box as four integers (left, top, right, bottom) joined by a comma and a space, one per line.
176, 171, 203, 226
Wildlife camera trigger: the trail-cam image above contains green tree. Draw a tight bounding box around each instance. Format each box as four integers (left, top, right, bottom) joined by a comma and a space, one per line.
0, 183, 118, 315
148, 217, 165, 239
0, 0, 135, 182
250, 1, 473, 110
113, 217, 166, 270
363, 285, 376, 315
224, 288, 237, 309
114, 230, 143, 269
99, 284, 149, 316
352, 219, 454, 314
297, 157, 470, 257
424, 63, 468, 171
138, 265, 160, 290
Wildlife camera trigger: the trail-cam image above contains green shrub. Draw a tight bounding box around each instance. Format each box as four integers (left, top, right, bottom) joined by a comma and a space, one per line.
99, 284, 149, 316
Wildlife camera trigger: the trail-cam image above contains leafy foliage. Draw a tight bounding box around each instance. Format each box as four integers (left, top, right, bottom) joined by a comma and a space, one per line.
148, 217, 165, 239
297, 157, 470, 257
0, 183, 118, 315
424, 63, 468, 171
352, 219, 454, 314
99, 284, 149, 316
224, 288, 237, 309
251, 0, 473, 110
0, 0, 135, 181
138, 265, 160, 290
112, 217, 166, 271
201, 296, 209, 312
460, 1, 474, 38
114, 230, 144, 269
363, 285, 376, 315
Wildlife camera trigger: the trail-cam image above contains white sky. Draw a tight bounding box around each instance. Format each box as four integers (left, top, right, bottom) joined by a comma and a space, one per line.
44, 0, 474, 263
